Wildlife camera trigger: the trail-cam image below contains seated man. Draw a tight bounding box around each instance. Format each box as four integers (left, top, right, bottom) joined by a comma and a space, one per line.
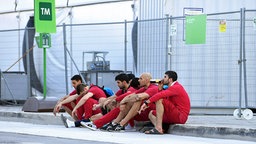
53, 74, 82, 120
93, 73, 135, 111
103, 73, 159, 132
56, 83, 107, 128
81, 77, 140, 130
140, 71, 191, 134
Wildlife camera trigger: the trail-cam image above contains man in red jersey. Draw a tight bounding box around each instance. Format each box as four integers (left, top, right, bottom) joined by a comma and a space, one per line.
57, 83, 107, 121
53, 75, 82, 120
139, 71, 190, 134
105, 73, 159, 132
80, 74, 140, 130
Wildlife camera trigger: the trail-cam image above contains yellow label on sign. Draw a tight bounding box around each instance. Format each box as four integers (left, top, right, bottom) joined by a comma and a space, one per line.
219, 20, 226, 32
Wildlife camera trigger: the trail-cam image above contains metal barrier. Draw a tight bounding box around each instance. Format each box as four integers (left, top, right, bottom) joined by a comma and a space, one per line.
0, 9, 255, 113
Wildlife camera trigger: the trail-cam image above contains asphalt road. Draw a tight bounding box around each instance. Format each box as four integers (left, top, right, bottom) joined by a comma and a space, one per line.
0, 132, 116, 144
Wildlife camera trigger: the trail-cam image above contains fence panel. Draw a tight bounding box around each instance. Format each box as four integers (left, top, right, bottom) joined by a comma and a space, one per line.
245, 10, 256, 108
170, 12, 242, 108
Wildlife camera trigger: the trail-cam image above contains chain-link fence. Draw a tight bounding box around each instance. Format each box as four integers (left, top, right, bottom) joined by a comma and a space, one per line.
0, 9, 255, 110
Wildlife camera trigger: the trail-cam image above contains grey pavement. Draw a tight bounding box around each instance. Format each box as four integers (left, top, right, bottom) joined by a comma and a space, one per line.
0, 105, 255, 142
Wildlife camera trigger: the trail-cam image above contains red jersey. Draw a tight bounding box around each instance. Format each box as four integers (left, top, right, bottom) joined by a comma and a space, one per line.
135, 84, 158, 97
115, 86, 138, 102
69, 90, 77, 96
149, 82, 190, 116
89, 85, 107, 100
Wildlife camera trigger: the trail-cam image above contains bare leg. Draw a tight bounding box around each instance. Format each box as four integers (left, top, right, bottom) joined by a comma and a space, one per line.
148, 110, 157, 126
90, 113, 103, 121
63, 102, 78, 121
113, 102, 133, 124
155, 99, 164, 133
119, 101, 142, 126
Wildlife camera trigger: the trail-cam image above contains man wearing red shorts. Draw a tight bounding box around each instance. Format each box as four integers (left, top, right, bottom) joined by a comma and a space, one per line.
81, 74, 140, 130
106, 73, 159, 132
140, 71, 190, 134
53, 75, 82, 120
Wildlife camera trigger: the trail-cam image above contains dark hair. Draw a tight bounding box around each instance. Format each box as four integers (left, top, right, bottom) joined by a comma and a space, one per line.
71, 75, 82, 83
127, 73, 135, 81
76, 83, 87, 95
165, 71, 178, 81
115, 73, 129, 83
129, 77, 140, 89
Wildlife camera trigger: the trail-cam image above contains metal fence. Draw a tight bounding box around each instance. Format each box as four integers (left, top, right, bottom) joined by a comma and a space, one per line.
0, 9, 255, 110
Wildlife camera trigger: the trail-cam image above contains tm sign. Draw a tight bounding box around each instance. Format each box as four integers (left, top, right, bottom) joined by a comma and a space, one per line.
35, 0, 56, 33
39, 2, 52, 21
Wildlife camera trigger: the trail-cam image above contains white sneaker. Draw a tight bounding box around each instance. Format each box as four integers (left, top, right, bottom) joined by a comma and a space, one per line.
60, 114, 75, 128
81, 121, 97, 131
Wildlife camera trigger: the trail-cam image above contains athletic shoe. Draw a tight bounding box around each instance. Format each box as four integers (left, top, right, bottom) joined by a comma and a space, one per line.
114, 124, 125, 132
106, 122, 118, 132
99, 123, 111, 131
60, 114, 69, 128
80, 121, 97, 131
60, 114, 75, 128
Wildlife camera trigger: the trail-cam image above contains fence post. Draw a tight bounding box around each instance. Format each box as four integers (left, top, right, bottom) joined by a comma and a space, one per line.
165, 15, 170, 70
242, 8, 248, 108
124, 20, 127, 73
63, 23, 69, 95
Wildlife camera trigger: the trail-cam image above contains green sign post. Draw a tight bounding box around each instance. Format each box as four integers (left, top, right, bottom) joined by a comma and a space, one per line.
34, 0, 56, 98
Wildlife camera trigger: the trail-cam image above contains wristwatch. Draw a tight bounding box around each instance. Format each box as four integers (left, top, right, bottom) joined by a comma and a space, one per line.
144, 100, 149, 106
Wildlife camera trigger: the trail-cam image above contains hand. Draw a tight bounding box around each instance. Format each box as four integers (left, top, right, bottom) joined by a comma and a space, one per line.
138, 103, 148, 114
103, 99, 111, 109
53, 103, 62, 116
71, 109, 77, 119
93, 103, 101, 110
158, 79, 164, 90
111, 99, 117, 107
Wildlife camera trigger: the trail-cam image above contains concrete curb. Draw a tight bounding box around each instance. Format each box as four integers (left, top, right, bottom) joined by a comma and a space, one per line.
169, 124, 256, 142
0, 111, 62, 125
0, 110, 255, 142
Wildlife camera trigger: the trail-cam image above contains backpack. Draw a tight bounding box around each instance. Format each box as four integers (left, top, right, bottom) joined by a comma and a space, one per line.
93, 85, 114, 97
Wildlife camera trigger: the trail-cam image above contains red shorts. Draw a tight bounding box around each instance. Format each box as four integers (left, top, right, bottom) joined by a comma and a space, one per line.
151, 99, 187, 124
62, 101, 75, 111
134, 103, 156, 121
76, 98, 102, 120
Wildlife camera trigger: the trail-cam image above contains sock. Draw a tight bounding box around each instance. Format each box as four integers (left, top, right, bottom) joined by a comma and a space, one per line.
75, 119, 90, 127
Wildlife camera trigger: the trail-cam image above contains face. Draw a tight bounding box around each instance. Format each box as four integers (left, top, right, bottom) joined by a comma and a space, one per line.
138, 75, 148, 87
71, 80, 81, 89
163, 74, 171, 85
116, 80, 125, 89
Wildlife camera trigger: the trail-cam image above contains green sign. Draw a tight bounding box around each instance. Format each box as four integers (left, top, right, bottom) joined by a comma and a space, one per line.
35, 0, 56, 33
36, 33, 51, 48
185, 14, 206, 44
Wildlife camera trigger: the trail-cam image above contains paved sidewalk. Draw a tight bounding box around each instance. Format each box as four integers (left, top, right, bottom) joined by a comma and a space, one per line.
0, 105, 255, 142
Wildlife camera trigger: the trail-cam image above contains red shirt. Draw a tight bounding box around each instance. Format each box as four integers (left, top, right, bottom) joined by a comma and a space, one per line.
135, 84, 158, 97
69, 90, 77, 96
116, 84, 158, 102
115, 86, 138, 102
89, 85, 107, 100
149, 82, 190, 116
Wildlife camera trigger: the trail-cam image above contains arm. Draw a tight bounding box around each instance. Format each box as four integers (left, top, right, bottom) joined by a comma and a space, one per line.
115, 92, 133, 102
120, 92, 149, 105
149, 87, 179, 103
72, 92, 93, 114
53, 94, 79, 116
